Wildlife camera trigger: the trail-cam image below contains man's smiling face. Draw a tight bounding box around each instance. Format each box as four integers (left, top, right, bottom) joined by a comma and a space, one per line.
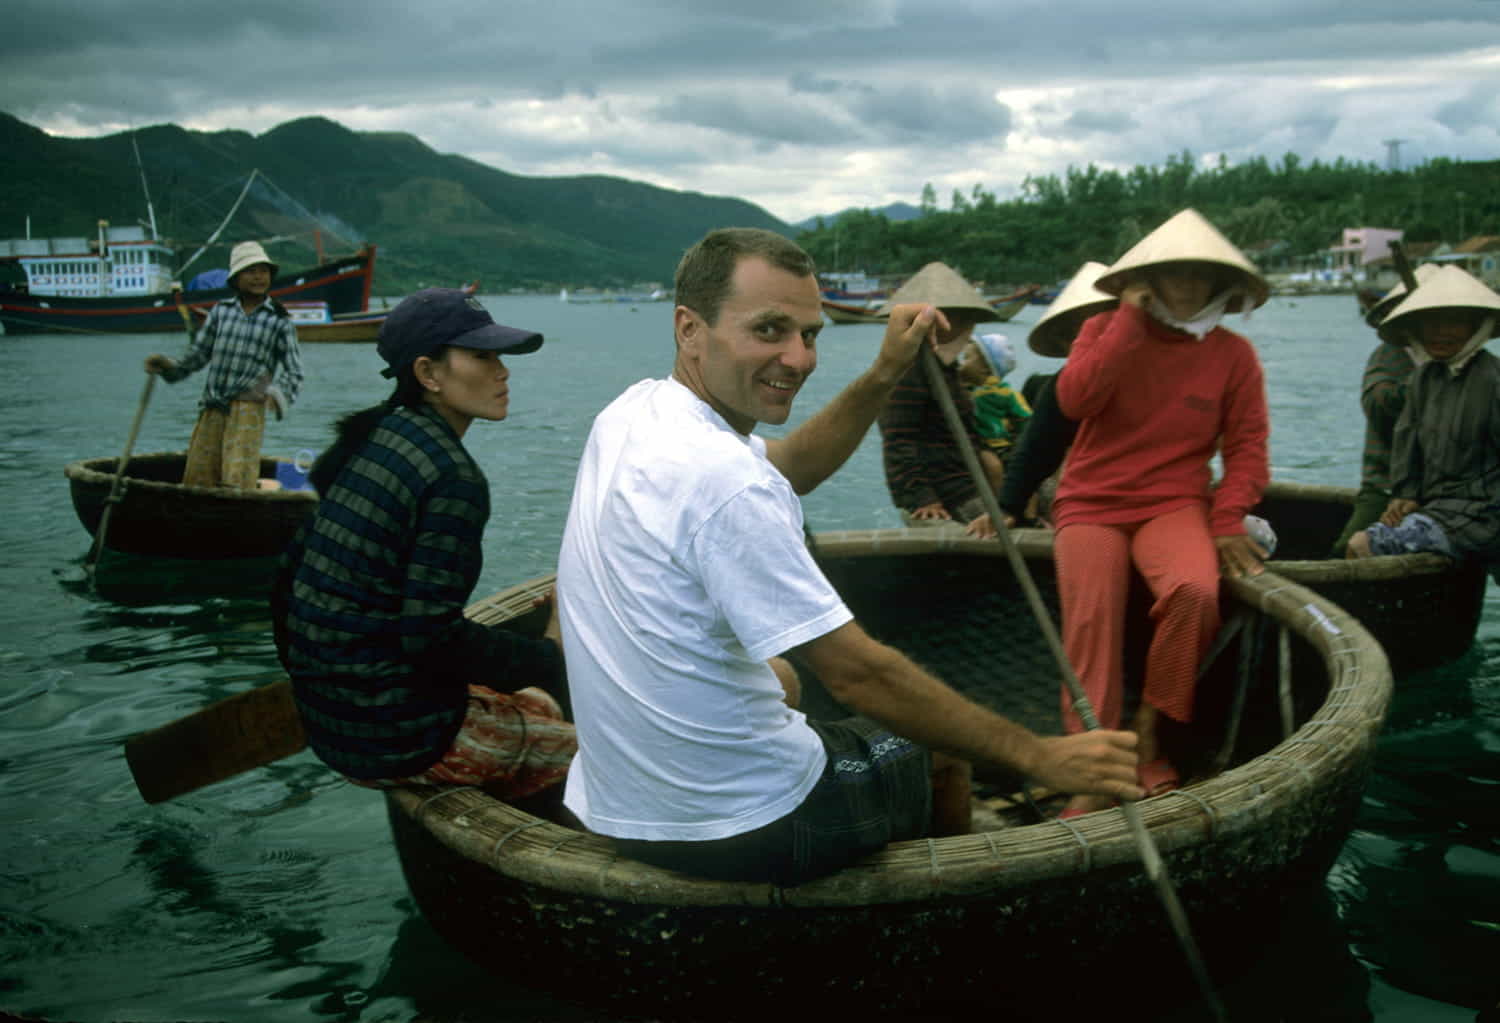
676, 255, 823, 434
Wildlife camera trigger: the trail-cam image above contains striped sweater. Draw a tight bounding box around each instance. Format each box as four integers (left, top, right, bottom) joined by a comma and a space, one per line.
272, 403, 564, 779
876, 356, 987, 514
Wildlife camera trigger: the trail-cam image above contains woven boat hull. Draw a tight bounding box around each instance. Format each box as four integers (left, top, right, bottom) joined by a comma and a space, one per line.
64, 452, 316, 559
387, 530, 1391, 1014
1252, 480, 1486, 674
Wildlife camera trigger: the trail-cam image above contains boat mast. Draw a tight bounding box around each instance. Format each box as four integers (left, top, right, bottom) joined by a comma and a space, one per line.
177, 169, 262, 277
130, 134, 159, 240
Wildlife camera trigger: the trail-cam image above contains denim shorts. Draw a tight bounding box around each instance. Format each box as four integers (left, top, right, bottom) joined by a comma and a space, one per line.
612, 716, 932, 886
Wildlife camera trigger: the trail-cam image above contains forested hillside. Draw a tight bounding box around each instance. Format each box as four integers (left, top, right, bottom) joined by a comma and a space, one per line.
4, 110, 1493, 295
0, 112, 789, 294
796, 151, 1499, 286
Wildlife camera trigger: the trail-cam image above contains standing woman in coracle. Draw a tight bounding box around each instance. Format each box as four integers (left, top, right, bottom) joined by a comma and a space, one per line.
1051, 210, 1270, 819
144, 240, 303, 489
271, 288, 575, 800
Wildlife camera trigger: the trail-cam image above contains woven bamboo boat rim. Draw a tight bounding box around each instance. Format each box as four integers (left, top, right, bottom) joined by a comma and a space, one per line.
1254, 478, 1458, 583
392, 528, 1392, 910
64, 452, 318, 505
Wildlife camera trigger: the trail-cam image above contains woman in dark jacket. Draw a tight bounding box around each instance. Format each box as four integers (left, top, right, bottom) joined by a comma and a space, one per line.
272, 288, 574, 798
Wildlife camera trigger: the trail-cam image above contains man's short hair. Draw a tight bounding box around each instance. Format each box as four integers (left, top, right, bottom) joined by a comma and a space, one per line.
675, 228, 816, 325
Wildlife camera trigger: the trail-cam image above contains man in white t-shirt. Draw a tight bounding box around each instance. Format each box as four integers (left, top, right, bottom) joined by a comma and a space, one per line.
557, 228, 1142, 884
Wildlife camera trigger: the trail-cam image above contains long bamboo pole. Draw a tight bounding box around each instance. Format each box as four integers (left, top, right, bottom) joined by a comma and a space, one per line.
919, 343, 1228, 1023
86, 373, 155, 576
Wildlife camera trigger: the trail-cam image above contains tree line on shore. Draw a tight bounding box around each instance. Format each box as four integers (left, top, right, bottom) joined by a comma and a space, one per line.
794, 151, 1498, 288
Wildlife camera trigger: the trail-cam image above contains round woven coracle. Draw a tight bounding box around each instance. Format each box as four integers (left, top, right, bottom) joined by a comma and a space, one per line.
64, 451, 316, 559
385, 518, 1397, 1014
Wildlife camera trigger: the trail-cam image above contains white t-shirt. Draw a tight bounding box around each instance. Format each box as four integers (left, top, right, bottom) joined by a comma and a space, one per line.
558, 377, 853, 841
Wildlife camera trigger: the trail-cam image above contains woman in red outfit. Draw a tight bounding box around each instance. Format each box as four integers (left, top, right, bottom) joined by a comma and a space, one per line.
1052, 209, 1271, 819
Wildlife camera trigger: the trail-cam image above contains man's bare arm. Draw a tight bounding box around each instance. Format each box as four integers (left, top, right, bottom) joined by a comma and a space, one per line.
797, 621, 1144, 801
766, 303, 942, 495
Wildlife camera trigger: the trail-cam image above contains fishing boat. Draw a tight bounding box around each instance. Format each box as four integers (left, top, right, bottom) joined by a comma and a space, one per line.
0, 161, 377, 336
819, 271, 886, 302
1250, 480, 1487, 676
987, 283, 1041, 322
64, 452, 316, 559
270, 281, 478, 343
385, 529, 1391, 1016
558, 287, 669, 304
820, 297, 887, 324
0, 244, 377, 336
282, 301, 386, 343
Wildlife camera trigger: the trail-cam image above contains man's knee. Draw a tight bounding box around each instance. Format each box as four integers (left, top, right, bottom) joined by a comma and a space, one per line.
929, 753, 972, 836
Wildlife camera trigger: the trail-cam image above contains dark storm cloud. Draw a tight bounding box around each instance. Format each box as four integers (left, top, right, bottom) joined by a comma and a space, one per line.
650, 79, 1009, 148
6, 0, 1499, 130
651, 92, 863, 145
1435, 86, 1500, 133
844, 85, 1012, 143
1059, 110, 1140, 138
4, 0, 1499, 221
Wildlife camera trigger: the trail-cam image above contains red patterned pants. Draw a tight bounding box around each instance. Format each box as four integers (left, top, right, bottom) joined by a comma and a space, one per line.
352, 685, 576, 799
1054, 503, 1221, 733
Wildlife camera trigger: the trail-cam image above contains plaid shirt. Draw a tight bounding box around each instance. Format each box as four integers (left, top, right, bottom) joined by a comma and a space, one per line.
163, 296, 302, 411
271, 403, 564, 779
877, 357, 986, 514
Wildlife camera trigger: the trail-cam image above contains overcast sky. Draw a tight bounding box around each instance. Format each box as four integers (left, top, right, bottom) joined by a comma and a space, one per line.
6, 1, 1499, 224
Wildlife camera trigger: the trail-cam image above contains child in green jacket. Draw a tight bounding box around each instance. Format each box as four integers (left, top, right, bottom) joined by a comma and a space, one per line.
959, 333, 1032, 458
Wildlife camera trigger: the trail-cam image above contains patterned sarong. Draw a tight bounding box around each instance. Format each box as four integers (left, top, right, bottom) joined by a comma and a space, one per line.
181, 399, 266, 489
351, 685, 576, 800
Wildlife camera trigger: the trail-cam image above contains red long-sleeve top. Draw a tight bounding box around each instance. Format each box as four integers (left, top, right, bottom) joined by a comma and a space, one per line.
1053, 302, 1269, 536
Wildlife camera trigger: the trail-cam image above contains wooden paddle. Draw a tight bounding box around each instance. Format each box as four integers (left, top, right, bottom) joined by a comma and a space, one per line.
124, 594, 553, 802
87, 372, 156, 575
126, 680, 307, 804
918, 342, 1229, 1023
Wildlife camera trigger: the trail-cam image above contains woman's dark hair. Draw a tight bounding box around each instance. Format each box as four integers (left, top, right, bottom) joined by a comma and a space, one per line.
307, 348, 447, 493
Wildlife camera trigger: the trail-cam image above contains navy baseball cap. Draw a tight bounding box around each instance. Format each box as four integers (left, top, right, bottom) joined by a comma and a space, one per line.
377, 288, 543, 377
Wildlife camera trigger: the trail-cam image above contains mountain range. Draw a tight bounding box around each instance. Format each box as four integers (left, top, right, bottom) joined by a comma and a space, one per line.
0, 112, 833, 295
791, 203, 922, 231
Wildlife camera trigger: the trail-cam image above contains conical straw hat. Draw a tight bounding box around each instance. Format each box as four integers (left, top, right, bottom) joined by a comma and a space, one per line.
1379, 265, 1500, 345
1028, 261, 1117, 357
1364, 262, 1441, 328
888, 262, 1000, 322
1095, 208, 1269, 312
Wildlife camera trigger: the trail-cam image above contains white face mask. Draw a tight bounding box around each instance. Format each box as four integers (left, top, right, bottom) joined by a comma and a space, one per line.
1147, 287, 1243, 340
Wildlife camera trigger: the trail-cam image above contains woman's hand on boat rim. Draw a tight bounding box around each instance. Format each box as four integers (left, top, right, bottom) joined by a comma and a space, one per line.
1215, 534, 1265, 579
